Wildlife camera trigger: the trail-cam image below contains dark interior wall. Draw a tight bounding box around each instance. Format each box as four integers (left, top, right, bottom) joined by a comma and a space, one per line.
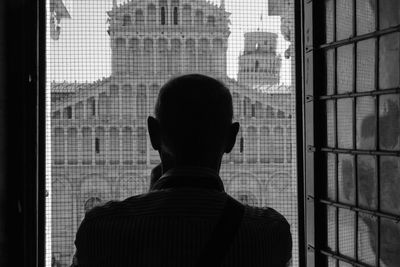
0, 0, 40, 266
0, 0, 7, 265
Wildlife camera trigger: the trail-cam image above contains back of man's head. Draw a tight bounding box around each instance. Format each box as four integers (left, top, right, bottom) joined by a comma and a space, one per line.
154, 74, 234, 162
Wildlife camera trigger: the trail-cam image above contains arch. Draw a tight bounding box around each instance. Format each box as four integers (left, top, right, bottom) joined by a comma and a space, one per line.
114, 38, 127, 74
109, 127, 120, 164
260, 126, 271, 163
135, 9, 144, 25
207, 15, 216, 26
157, 38, 169, 73
231, 127, 243, 163
255, 101, 263, 118
243, 97, 251, 118
82, 127, 92, 165
182, 4, 191, 25
272, 126, 284, 163
212, 38, 224, 73
122, 14, 131, 26
52, 127, 65, 164
185, 39, 196, 72
121, 85, 134, 120
143, 38, 154, 73
232, 92, 242, 119
246, 126, 258, 163
84, 197, 102, 213
75, 101, 84, 119
147, 4, 156, 25
109, 85, 119, 120
268, 172, 292, 193
149, 84, 159, 113
194, 10, 204, 25
266, 105, 275, 118
136, 127, 147, 164
173, 6, 179, 25
66, 128, 78, 164
136, 85, 147, 121
62, 107, 71, 119
159, 0, 168, 25
87, 97, 96, 118
95, 127, 105, 164
122, 127, 134, 164
198, 38, 211, 72
80, 174, 112, 207
52, 178, 73, 253
171, 39, 181, 73
119, 175, 148, 200
98, 92, 110, 119
255, 60, 259, 72
226, 173, 263, 206
277, 109, 286, 118
129, 38, 140, 74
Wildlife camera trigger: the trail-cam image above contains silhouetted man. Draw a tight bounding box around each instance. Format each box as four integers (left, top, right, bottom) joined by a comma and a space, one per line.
72, 74, 292, 266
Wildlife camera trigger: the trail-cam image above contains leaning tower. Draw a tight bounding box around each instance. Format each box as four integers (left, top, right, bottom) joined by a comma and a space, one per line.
238, 32, 282, 89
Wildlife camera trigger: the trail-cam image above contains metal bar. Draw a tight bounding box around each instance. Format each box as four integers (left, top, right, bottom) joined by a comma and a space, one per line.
320, 147, 400, 156
317, 198, 400, 222
304, 0, 316, 265
375, 0, 381, 265
314, 247, 375, 267
352, 1, 359, 259
319, 87, 400, 100
294, 0, 306, 265
315, 24, 400, 50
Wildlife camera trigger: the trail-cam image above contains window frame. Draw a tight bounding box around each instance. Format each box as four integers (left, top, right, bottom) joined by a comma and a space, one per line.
17, 0, 307, 266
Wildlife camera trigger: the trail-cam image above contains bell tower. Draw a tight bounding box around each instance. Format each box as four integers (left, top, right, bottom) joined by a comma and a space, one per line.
238, 32, 282, 89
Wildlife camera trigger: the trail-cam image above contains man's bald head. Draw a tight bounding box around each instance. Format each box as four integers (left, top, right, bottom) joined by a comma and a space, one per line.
148, 74, 238, 167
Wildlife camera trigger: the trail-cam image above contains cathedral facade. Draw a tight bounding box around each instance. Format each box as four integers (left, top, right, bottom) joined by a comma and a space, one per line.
50, 0, 296, 265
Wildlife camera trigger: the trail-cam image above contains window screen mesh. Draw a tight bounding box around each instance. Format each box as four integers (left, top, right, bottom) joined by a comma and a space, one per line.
317, 0, 400, 266
46, 0, 297, 266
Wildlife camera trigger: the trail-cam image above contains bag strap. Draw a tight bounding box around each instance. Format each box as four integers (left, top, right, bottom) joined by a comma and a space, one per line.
196, 196, 245, 267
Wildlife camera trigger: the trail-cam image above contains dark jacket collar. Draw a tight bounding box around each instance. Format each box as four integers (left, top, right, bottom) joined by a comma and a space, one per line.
151, 166, 225, 192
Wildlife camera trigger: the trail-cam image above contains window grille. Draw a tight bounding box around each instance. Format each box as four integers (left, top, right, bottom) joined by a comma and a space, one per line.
304, 0, 400, 266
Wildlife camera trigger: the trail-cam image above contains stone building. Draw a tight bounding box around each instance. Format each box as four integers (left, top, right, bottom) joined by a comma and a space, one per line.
50, 0, 296, 265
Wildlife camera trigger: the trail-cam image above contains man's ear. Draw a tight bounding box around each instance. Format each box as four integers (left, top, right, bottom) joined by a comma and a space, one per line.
225, 122, 240, 153
147, 116, 161, 151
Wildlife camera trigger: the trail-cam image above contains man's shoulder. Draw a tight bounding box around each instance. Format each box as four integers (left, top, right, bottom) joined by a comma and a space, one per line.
242, 204, 290, 229
83, 192, 153, 222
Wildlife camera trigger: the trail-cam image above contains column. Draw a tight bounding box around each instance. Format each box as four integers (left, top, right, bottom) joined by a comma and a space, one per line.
242, 128, 247, 163
283, 126, 288, 164
78, 127, 83, 165
92, 127, 95, 166
83, 101, 87, 120
105, 127, 110, 165
63, 127, 67, 165
118, 85, 122, 120
257, 126, 261, 164
72, 194, 78, 241
119, 127, 123, 164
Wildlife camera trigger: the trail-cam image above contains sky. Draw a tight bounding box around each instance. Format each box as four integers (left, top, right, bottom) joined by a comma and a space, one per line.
47, 0, 292, 84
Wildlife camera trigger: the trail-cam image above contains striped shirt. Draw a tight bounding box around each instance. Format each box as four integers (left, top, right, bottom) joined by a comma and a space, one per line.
73, 167, 292, 267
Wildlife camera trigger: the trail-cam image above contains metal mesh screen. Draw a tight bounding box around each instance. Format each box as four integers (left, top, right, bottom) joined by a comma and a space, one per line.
45, 0, 298, 266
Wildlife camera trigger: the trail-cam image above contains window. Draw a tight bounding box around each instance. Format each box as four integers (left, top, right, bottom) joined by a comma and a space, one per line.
173, 7, 179, 25
135, 9, 144, 25
147, 4, 156, 25
305, 1, 400, 266
45, 1, 298, 266
160, 7, 166, 25
122, 14, 131, 26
